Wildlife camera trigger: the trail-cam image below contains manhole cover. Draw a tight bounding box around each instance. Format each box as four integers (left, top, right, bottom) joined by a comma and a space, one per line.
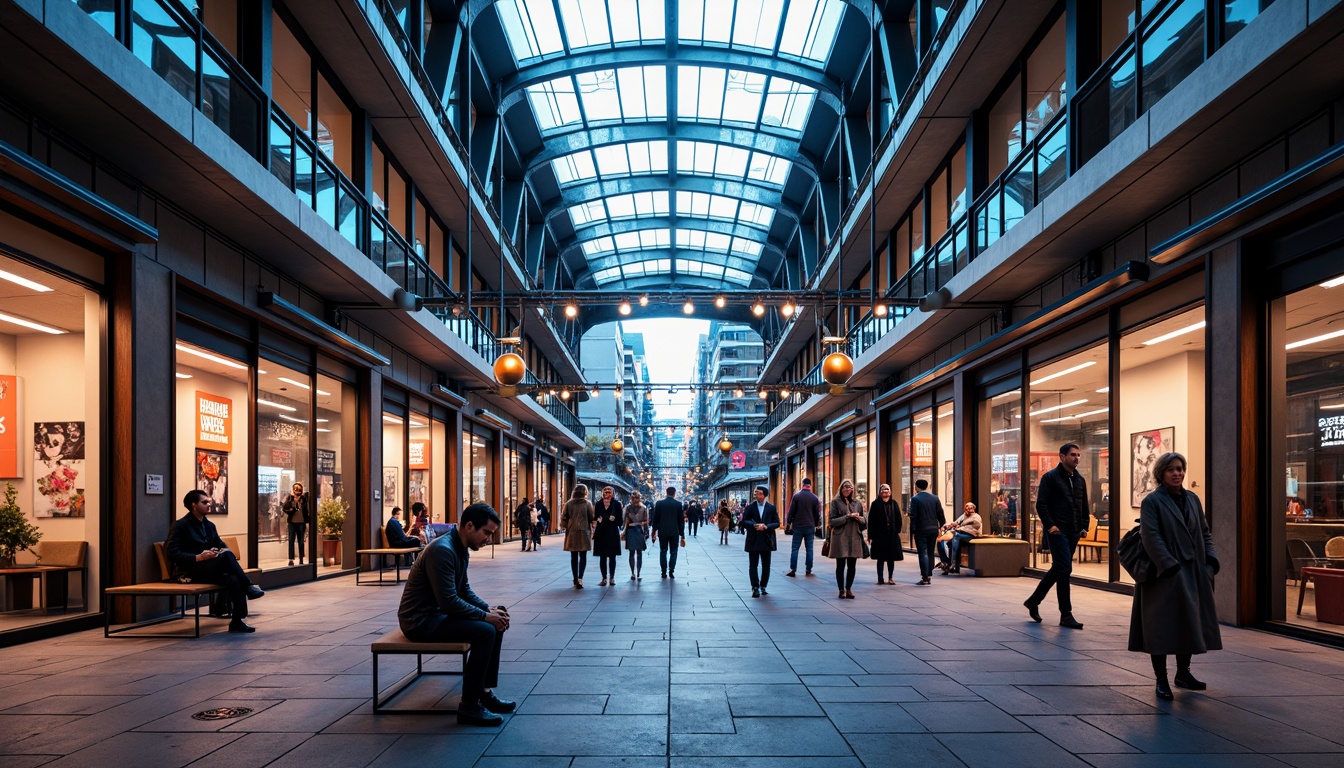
192, 707, 254, 721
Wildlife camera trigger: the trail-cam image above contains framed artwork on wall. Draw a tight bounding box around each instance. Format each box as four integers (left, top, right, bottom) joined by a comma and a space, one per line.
943, 460, 954, 506
382, 466, 399, 511
1130, 427, 1175, 508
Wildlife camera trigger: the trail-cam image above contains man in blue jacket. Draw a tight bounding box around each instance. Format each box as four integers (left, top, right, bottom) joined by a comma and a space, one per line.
398, 503, 514, 726
1025, 443, 1089, 629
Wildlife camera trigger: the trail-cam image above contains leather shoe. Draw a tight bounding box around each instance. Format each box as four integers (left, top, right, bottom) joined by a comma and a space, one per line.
1155, 677, 1174, 700
1059, 613, 1084, 630
786, 570, 796, 577
246, 585, 265, 600
457, 702, 504, 726
1024, 600, 1042, 623
228, 619, 255, 633
759, 587, 767, 596
1174, 670, 1207, 690
752, 588, 760, 598
480, 691, 516, 713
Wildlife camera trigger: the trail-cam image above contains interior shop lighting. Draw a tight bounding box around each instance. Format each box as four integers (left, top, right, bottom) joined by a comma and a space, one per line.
1029, 398, 1090, 416
176, 343, 247, 370
275, 376, 331, 396
409, 420, 426, 428
1286, 328, 1344, 350
1319, 403, 1344, 410
990, 427, 1020, 435
1321, 276, 1344, 288
0, 269, 53, 292
259, 399, 298, 412
0, 311, 66, 334
1142, 320, 1206, 346
278, 414, 309, 424
175, 372, 192, 379
938, 410, 953, 418
1040, 407, 1110, 424
1097, 387, 1111, 393
317, 428, 332, 433
382, 413, 403, 423
1030, 361, 1096, 386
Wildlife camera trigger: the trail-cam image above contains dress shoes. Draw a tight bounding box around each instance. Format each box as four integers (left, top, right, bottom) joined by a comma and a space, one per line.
1155, 677, 1174, 700
1024, 600, 1042, 623
752, 588, 760, 598
457, 702, 504, 726
1173, 670, 1207, 690
227, 619, 256, 633
786, 570, 796, 577
918, 578, 931, 585
480, 691, 517, 713
246, 585, 265, 600
1059, 613, 1084, 630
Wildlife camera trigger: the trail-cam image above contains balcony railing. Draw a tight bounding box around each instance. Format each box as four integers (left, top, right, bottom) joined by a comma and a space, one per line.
536, 396, 585, 439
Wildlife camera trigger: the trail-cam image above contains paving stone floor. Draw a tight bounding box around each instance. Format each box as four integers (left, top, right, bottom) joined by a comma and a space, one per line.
2, 532, 1343, 767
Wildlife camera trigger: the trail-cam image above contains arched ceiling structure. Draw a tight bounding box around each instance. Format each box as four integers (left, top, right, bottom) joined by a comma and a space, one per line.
469, 0, 873, 296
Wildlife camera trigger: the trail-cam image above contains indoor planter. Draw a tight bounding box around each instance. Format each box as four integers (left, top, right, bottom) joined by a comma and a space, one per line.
317, 495, 348, 567
0, 482, 42, 568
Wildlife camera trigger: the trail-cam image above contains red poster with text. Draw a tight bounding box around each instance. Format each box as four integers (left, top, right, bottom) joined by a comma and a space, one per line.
0, 376, 19, 478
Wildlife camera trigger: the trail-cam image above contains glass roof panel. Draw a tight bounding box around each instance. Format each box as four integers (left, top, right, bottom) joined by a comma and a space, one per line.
551, 141, 669, 185
567, 191, 669, 228
675, 191, 775, 230
528, 77, 581, 132
733, 0, 786, 50
675, 228, 765, 258
674, 141, 791, 187
529, 67, 667, 135
677, 67, 810, 134
558, 0, 612, 50
760, 77, 816, 131
778, 0, 845, 62
592, 257, 752, 286
498, 0, 565, 61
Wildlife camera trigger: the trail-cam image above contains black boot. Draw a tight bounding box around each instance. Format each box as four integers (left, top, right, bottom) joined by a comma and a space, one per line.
1059, 613, 1084, 630
1024, 600, 1042, 623
1155, 675, 1174, 700
1174, 669, 1207, 690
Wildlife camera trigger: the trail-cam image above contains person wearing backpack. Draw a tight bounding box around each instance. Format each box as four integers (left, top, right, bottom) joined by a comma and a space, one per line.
1128, 451, 1221, 701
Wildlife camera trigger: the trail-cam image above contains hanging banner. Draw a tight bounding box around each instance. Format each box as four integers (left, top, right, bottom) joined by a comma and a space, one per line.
196, 392, 233, 450
409, 439, 431, 470
0, 376, 19, 478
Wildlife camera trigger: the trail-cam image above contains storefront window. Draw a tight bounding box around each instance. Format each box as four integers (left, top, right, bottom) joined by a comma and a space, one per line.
382, 408, 405, 533
3, 256, 102, 624
1028, 343, 1111, 578
1118, 305, 1206, 584
935, 402, 955, 513
810, 442, 831, 510
463, 422, 492, 507
503, 439, 524, 539
315, 372, 354, 571
1279, 272, 1344, 635
891, 421, 912, 546
984, 389, 1023, 539
256, 359, 312, 570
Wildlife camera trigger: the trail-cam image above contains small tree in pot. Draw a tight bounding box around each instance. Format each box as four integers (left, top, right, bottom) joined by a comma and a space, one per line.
316, 495, 348, 566
0, 482, 42, 567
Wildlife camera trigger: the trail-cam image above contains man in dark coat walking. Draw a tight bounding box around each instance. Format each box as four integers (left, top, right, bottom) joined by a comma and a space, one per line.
650, 487, 685, 578
514, 497, 533, 551
686, 498, 703, 537
907, 478, 945, 585
742, 485, 779, 597
1025, 442, 1090, 629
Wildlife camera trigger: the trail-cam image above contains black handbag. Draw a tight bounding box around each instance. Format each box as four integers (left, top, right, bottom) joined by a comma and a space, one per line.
1117, 521, 1153, 583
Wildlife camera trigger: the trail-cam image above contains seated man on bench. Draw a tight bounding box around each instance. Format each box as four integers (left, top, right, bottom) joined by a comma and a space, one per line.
167, 490, 265, 633
397, 503, 514, 726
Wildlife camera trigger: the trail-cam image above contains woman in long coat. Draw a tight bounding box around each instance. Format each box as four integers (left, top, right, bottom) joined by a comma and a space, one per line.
716, 499, 732, 545
827, 479, 867, 599
623, 491, 649, 580
592, 486, 624, 586
867, 483, 903, 584
561, 484, 594, 589
1129, 451, 1221, 700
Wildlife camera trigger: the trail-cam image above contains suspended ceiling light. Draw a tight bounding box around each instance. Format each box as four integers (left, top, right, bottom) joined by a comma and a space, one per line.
751, 299, 765, 317
614, 386, 623, 397
874, 302, 889, 318
564, 302, 579, 319
682, 299, 695, 315
493, 336, 526, 387
1030, 360, 1096, 386
758, 389, 768, 399
639, 294, 650, 306
780, 300, 796, 318
590, 385, 600, 397
780, 386, 791, 399
618, 299, 632, 316
175, 343, 246, 370
0, 269, 53, 292
175, 372, 192, 379
821, 336, 853, 389
1321, 276, 1344, 288
560, 389, 571, 401
715, 295, 727, 309
1141, 321, 1205, 347
718, 437, 733, 454
734, 387, 744, 398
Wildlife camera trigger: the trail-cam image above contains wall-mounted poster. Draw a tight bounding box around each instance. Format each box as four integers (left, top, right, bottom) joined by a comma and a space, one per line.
0, 376, 21, 478
196, 449, 229, 516
382, 466, 399, 510
409, 470, 427, 507
33, 422, 85, 517
408, 440, 430, 470
316, 449, 336, 474
196, 391, 232, 450
1130, 427, 1175, 508
944, 461, 954, 507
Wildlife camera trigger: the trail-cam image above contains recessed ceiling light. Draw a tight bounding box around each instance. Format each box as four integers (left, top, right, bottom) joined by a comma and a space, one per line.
1142, 320, 1206, 346
176, 344, 247, 370
1030, 361, 1096, 386
175, 372, 192, 379
258, 399, 297, 412
0, 269, 53, 292
1030, 398, 1090, 416
1287, 328, 1344, 351
1321, 276, 1344, 288
0, 311, 66, 334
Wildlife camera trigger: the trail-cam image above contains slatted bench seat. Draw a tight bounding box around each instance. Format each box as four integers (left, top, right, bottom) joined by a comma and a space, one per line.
356, 530, 421, 585
957, 537, 1030, 577
103, 536, 257, 638
371, 628, 469, 713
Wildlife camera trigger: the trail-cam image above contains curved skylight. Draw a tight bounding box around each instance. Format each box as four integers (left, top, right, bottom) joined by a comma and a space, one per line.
675, 192, 775, 229
677, 67, 815, 133
676, 141, 791, 187
528, 66, 667, 134
568, 191, 670, 228
679, 0, 844, 62
498, 0, 667, 62
551, 141, 669, 185
551, 139, 790, 188
592, 259, 753, 286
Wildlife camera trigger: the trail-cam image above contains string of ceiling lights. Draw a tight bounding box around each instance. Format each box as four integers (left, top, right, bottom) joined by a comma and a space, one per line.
429, 289, 904, 320
494, 381, 830, 401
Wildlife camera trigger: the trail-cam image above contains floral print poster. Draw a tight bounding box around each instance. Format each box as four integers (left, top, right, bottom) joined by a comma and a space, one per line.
33, 421, 85, 517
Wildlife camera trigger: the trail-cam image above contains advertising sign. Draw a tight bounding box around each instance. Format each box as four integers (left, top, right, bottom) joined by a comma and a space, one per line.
196, 392, 232, 450
0, 375, 19, 478
409, 439, 431, 470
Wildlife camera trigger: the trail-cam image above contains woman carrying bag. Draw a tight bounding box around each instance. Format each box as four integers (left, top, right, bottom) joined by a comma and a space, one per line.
623, 491, 650, 580
867, 483, 903, 584
716, 499, 732, 545
826, 479, 867, 599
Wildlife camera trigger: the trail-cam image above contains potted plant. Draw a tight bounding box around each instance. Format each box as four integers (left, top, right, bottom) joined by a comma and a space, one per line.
317, 495, 348, 566
0, 482, 42, 567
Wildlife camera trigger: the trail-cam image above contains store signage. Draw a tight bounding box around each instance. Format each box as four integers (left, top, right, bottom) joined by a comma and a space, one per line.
271, 448, 293, 468
1319, 414, 1344, 449
730, 451, 746, 469
317, 449, 336, 474
196, 392, 232, 450
409, 439, 431, 470
913, 438, 933, 467
0, 376, 20, 478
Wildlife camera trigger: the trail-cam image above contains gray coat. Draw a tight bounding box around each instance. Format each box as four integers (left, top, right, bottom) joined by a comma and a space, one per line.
826, 497, 867, 559
1128, 487, 1222, 655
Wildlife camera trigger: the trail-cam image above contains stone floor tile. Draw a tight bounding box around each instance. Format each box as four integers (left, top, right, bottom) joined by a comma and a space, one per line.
671, 685, 731, 733
36, 731, 238, 768
1160, 695, 1344, 753
179, 732, 311, 768
1218, 696, 1344, 744
934, 732, 1094, 767
1019, 714, 1144, 753
725, 684, 821, 717
484, 714, 667, 755
900, 701, 1032, 732
220, 698, 364, 733
845, 732, 961, 767
364, 734, 493, 767
1079, 714, 1252, 753
671, 759, 863, 768
820, 701, 927, 732
263, 733, 399, 768
1080, 755, 1293, 768
516, 693, 607, 714
671, 716, 850, 756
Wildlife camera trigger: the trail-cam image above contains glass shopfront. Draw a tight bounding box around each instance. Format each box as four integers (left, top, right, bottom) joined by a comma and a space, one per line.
810, 441, 832, 509
503, 438, 527, 539
1, 252, 103, 630
256, 356, 313, 571
837, 422, 876, 506
462, 420, 493, 508
1278, 268, 1344, 636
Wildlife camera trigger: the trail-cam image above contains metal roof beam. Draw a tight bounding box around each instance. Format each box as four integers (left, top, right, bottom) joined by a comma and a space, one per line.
541, 176, 802, 228
523, 123, 820, 179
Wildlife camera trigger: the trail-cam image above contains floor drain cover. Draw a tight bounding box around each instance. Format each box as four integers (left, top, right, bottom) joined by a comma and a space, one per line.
192, 707, 254, 721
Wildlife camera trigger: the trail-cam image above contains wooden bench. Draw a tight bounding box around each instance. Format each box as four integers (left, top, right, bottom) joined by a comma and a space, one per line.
371, 628, 469, 713
103, 536, 256, 638
356, 529, 421, 585
1075, 515, 1110, 562
957, 537, 1030, 577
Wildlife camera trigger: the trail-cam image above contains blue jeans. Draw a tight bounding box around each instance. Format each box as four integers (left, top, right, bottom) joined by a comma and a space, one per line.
1028, 531, 1081, 612
914, 532, 938, 579
790, 526, 815, 572
938, 531, 975, 567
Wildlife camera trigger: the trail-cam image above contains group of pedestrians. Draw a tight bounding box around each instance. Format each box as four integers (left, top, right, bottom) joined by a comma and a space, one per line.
560, 484, 686, 588
512, 497, 549, 552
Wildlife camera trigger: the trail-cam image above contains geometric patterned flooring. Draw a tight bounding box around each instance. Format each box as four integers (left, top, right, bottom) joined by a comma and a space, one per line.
1, 532, 1342, 767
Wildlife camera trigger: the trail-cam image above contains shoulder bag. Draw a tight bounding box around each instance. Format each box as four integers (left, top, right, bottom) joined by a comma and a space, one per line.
1117, 520, 1153, 583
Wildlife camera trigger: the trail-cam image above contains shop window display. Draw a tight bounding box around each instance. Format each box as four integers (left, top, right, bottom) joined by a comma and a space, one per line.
983, 388, 1023, 540
316, 373, 354, 570
382, 409, 406, 535
0, 256, 102, 629
935, 403, 955, 513
256, 360, 312, 571
1279, 273, 1344, 635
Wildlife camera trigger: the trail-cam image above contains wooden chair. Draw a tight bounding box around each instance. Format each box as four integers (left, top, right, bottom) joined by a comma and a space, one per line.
34, 541, 87, 611
1326, 536, 1344, 559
